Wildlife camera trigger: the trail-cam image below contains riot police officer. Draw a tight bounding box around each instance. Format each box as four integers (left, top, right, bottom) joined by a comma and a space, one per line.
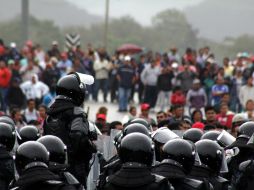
43, 72, 97, 186
11, 141, 77, 190
37, 135, 83, 189
233, 132, 254, 190
153, 138, 205, 190
225, 121, 254, 188
152, 127, 179, 162
195, 139, 229, 190
97, 123, 151, 190
102, 132, 172, 190
0, 122, 15, 190
17, 125, 41, 145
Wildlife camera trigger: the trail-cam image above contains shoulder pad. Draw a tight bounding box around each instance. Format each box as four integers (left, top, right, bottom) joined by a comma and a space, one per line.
63, 172, 80, 185
239, 160, 252, 172
215, 176, 229, 183
73, 107, 85, 115
183, 178, 203, 189
45, 180, 64, 185
153, 174, 167, 184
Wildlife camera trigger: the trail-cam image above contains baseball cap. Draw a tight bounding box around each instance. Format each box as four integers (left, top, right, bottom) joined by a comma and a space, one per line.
97, 114, 106, 121
192, 122, 205, 130
141, 103, 150, 111
193, 79, 200, 84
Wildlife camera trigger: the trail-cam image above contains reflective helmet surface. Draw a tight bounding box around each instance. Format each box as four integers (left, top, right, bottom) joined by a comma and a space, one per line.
162, 139, 195, 173
37, 135, 66, 164
18, 125, 40, 145
183, 128, 204, 143
195, 139, 223, 173
0, 122, 15, 151
0, 116, 15, 131
15, 141, 49, 174
119, 133, 154, 166
128, 118, 152, 131
201, 130, 221, 141
56, 73, 86, 106
238, 121, 254, 138
123, 123, 150, 137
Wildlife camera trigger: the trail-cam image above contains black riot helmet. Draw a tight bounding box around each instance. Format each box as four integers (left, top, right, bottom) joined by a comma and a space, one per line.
37, 135, 67, 165
119, 133, 154, 166
128, 118, 152, 132
56, 72, 94, 106
113, 131, 122, 151
0, 116, 15, 131
201, 130, 221, 141
15, 141, 49, 175
0, 122, 15, 151
183, 128, 204, 143
18, 125, 41, 145
238, 121, 254, 138
162, 139, 195, 174
195, 139, 228, 174
123, 123, 150, 137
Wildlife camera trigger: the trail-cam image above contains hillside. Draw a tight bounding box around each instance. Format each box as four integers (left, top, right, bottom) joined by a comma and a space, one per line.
0, 0, 103, 27
185, 0, 254, 41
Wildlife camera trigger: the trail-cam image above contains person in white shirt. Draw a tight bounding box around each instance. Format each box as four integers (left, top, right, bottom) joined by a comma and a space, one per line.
20, 74, 49, 104
141, 60, 161, 109
239, 76, 254, 108
22, 99, 39, 123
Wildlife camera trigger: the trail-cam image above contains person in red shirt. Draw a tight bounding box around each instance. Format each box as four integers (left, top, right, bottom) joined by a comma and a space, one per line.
0, 60, 12, 111
171, 86, 186, 106
216, 103, 234, 129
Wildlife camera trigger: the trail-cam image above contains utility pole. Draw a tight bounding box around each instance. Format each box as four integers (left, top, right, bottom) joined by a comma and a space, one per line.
21, 0, 29, 45
104, 0, 110, 50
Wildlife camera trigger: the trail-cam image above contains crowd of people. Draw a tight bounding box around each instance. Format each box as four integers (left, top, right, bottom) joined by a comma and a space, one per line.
1, 39, 254, 132
1, 38, 254, 189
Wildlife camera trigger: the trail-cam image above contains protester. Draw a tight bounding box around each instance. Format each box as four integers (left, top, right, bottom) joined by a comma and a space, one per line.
117, 55, 135, 112
141, 59, 161, 109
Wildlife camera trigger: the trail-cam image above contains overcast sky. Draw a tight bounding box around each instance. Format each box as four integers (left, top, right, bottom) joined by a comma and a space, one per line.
66, 0, 204, 25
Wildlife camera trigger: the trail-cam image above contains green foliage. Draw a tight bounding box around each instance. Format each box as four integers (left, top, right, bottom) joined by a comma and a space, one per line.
0, 9, 253, 60
0, 16, 63, 49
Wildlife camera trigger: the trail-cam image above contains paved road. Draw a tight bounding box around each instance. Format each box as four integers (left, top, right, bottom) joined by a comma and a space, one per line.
84, 93, 157, 123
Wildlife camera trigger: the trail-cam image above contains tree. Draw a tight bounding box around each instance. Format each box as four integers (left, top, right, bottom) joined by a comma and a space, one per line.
0, 16, 63, 49
150, 9, 198, 51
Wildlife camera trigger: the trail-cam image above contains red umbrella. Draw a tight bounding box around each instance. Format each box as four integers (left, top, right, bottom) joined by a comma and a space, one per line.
117, 43, 142, 54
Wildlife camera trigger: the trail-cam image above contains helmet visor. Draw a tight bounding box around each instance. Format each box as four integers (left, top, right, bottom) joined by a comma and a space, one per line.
151, 127, 179, 144
217, 130, 236, 147
220, 149, 229, 173
76, 72, 94, 85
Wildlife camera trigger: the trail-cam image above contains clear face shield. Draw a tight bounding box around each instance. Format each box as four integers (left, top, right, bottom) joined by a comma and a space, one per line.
220, 149, 229, 173
74, 72, 94, 97
217, 130, 236, 147
151, 127, 179, 144
75, 72, 94, 86
187, 140, 202, 166
88, 121, 102, 141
